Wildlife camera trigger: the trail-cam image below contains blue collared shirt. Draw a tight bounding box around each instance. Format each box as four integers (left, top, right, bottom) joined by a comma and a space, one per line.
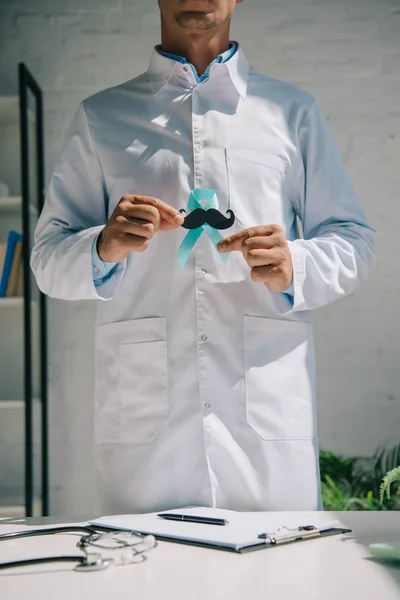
156, 42, 238, 83
92, 43, 238, 286
91, 42, 294, 298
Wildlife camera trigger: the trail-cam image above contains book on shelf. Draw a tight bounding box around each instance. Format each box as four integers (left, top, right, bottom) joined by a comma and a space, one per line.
0, 230, 23, 298
0, 242, 6, 279
15, 250, 24, 297
6, 239, 23, 297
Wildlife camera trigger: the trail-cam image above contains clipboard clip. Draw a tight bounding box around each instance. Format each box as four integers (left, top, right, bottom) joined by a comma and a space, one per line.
258, 525, 320, 546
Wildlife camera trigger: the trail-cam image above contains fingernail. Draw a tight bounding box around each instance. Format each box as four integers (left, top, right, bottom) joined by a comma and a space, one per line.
175, 213, 184, 224
218, 243, 226, 252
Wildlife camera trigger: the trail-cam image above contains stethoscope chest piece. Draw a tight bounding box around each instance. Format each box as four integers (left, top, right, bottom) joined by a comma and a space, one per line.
74, 553, 113, 572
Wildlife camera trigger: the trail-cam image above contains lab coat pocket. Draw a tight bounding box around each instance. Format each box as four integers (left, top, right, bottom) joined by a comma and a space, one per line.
226, 149, 289, 229
243, 315, 315, 441
95, 317, 169, 443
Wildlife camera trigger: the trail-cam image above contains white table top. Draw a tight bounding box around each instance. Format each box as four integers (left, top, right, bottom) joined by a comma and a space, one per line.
0, 511, 399, 599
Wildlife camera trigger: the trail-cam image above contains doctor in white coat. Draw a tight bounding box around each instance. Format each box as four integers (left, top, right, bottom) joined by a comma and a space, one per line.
31, 0, 376, 514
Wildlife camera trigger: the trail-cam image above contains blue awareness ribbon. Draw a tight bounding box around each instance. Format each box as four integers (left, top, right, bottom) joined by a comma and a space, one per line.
177, 188, 230, 268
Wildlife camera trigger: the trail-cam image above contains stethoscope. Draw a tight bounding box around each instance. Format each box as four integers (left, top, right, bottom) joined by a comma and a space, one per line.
0, 525, 157, 572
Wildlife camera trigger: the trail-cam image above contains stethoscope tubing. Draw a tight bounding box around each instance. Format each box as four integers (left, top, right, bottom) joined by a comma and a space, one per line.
0, 525, 99, 543
0, 555, 85, 570
0, 526, 104, 572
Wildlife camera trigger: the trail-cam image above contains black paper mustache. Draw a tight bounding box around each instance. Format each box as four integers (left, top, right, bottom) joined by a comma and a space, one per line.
179, 208, 236, 230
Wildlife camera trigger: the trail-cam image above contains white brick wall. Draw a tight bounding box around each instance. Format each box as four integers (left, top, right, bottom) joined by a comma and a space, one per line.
0, 0, 399, 514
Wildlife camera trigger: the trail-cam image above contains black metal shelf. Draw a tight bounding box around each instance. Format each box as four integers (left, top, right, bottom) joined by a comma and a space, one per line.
18, 63, 49, 517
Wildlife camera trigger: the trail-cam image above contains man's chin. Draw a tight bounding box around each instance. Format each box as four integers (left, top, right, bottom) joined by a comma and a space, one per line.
175, 11, 218, 30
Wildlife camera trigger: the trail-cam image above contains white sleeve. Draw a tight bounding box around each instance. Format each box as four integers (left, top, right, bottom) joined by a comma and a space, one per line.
271, 99, 376, 315
30, 102, 126, 301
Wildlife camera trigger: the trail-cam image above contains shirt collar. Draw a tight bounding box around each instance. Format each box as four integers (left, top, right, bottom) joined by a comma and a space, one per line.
156, 41, 237, 66
147, 42, 249, 100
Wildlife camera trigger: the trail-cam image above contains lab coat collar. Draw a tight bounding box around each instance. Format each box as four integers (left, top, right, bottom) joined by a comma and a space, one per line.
147, 42, 249, 100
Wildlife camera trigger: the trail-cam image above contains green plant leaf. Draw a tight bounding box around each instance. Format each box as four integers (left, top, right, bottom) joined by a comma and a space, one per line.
380, 467, 400, 503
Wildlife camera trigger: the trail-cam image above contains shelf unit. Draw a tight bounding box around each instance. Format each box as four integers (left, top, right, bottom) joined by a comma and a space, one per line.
0, 297, 38, 308
0, 196, 37, 214
0, 64, 48, 517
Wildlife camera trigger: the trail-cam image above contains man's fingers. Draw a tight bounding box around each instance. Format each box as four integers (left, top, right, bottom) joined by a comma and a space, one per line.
121, 234, 149, 253
241, 236, 281, 262
118, 218, 156, 240
242, 235, 282, 251
123, 195, 184, 226
250, 264, 285, 283
121, 205, 161, 230
245, 248, 281, 268
218, 224, 282, 252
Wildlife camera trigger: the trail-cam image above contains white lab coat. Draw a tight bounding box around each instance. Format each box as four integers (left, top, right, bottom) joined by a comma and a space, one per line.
31, 45, 376, 514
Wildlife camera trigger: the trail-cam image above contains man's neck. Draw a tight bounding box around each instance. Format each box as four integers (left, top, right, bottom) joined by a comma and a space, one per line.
159, 32, 231, 76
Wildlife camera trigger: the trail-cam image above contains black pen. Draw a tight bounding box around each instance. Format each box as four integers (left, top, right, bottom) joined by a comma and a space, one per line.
157, 513, 228, 526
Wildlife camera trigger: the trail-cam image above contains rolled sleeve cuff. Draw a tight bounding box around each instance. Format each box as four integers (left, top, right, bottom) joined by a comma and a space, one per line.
92, 234, 118, 283
282, 281, 294, 297
91, 233, 126, 300
270, 240, 306, 315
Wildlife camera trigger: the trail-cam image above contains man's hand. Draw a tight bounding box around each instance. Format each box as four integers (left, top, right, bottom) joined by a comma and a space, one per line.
218, 224, 293, 292
97, 195, 184, 263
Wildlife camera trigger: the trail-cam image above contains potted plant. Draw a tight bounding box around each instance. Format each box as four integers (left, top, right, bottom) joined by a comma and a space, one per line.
319, 445, 400, 511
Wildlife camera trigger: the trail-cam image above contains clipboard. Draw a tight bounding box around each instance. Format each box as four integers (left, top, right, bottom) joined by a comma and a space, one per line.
91, 507, 352, 554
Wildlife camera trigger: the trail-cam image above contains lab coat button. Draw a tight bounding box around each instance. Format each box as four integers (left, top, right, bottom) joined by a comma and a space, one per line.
200, 269, 206, 275
204, 402, 211, 409
195, 142, 204, 151
200, 334, 208, 342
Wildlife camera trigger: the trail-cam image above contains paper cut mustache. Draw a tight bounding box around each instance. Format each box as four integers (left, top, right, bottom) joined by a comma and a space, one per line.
179, 207, 236, 230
